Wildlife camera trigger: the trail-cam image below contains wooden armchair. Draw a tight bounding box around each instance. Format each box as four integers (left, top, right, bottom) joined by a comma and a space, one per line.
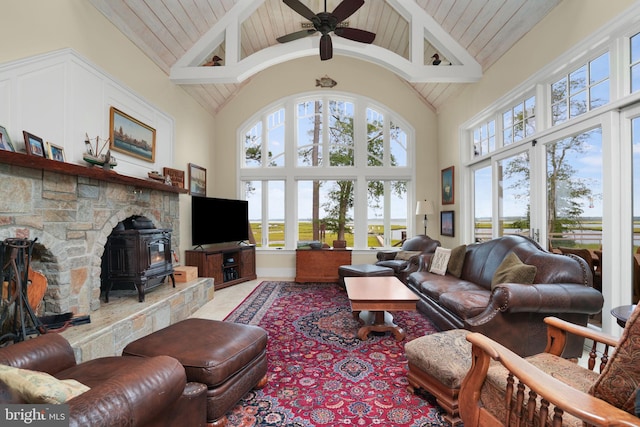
459, 308, 640, 426
559, 246, 602, 291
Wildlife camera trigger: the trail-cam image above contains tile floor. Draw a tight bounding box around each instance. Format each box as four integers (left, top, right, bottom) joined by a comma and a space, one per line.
190, 277, 288, 321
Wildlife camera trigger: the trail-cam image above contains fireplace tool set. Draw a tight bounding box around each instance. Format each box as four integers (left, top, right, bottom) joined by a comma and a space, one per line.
0, 238, 46, 346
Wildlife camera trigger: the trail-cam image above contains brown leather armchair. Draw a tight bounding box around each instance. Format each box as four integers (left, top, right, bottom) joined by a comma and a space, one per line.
376, 235, 440, 283
0, 333, 207, 427
459, 311, 640, 426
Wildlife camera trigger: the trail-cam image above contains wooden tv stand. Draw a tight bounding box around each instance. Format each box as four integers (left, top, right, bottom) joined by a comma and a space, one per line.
185, 245, 256, 290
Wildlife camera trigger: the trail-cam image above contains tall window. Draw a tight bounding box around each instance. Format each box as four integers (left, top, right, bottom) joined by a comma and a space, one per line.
473, 165, 492, 241
241, 94, 414, 249
498, 151, 531, 238
546, 128, 602, 250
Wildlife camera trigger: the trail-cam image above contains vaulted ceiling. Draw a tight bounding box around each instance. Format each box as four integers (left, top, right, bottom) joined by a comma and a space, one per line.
89, 0, 561, 115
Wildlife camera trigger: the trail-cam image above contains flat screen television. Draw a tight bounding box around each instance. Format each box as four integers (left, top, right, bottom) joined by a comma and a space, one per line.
191, 196, 249, 246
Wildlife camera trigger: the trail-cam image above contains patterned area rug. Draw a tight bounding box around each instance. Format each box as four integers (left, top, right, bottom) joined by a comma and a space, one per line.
224, 281, 448, 426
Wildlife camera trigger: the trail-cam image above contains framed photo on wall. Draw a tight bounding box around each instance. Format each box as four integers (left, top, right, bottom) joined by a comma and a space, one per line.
0, 126, 14, 151
189, 163, 207, 196
441, 210, 455, 237
441, 166, 454, 205
23, 131, 45, 157
109, 107, 156, 162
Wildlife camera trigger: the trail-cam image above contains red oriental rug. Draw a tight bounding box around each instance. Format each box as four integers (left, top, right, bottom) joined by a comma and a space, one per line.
223, 281, 449, 426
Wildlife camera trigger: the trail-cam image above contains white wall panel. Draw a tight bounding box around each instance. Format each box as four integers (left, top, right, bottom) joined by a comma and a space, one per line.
0, 49, 174, 179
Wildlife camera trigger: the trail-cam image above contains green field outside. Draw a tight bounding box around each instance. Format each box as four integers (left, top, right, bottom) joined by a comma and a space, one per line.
250, 222, 406, 247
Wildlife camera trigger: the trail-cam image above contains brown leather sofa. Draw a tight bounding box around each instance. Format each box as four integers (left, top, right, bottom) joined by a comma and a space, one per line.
376, 235, 441, 283
0, 333, 207, 427
406, 235, 604, 357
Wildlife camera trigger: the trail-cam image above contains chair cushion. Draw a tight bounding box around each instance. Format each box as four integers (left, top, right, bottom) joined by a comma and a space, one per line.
491, 252, 537, 289
483, 352, 599, 427
405, 329, 471, 389
589, 304, 640, 414
0, 364, 89, 404
446, 245, 467, 278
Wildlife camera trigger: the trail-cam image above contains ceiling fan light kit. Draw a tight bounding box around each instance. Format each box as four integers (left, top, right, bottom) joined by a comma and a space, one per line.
278, 0, 375, 61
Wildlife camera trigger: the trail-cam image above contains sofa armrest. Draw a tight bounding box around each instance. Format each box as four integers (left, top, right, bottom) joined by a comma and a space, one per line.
459, 332, 640, 427
414, 253, 434, 272
68, 355, 187, 427
466, 283, 604, 327
0, 333, 76, 374
376, 250, 397, 261
402, 253, 427, 274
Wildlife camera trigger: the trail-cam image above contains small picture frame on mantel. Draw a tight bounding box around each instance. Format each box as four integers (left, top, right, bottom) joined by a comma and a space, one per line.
23, 131, 45, 157
47, 142, 66, 162
163, 167, 185, 189
0, 126, 14, 152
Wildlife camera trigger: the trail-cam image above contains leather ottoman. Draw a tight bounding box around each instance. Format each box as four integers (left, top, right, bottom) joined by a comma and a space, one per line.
338, 263, 394, 287
122, 318, 268, 427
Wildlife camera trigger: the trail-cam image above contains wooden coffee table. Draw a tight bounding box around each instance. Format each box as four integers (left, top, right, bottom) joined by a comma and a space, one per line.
344, 276, 420, 340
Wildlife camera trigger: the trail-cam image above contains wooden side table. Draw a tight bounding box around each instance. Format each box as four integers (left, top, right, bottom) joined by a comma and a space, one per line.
611, 304, 636, 328
295, 249, 351, 283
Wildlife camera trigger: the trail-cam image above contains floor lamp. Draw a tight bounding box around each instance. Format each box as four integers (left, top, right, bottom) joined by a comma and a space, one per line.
416, 200, 435, 235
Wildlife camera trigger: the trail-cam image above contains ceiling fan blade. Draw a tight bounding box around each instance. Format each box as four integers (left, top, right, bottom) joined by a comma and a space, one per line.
333, 27, 375, 44
277, 29, 317, 43
320, 34, 333, 61
283, 0, 317, 21
331, 0, 365, 22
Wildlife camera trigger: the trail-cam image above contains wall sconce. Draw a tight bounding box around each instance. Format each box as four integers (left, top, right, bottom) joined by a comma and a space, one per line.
415, 200, 435, 235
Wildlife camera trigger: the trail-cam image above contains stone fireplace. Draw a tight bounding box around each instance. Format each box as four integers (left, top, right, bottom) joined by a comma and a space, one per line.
0, 152, 182, 316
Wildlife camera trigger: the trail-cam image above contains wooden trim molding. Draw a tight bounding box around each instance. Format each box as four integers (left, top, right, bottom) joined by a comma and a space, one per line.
0, 150, 188, 194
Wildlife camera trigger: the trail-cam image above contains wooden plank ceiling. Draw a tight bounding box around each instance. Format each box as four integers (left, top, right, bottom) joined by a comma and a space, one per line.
89, 0, 560, 114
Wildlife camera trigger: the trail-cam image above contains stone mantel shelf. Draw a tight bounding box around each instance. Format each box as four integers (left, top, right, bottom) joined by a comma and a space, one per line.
0, 150, 188, 194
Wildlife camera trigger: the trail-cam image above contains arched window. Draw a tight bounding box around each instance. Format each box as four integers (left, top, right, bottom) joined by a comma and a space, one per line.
239, 93, 415, 250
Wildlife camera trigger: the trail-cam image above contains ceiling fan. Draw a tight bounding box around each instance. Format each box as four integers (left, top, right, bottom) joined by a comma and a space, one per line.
277, 0, 376, 61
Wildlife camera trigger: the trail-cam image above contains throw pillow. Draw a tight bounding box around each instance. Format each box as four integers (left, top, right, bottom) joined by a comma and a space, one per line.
429, 247, 451, 275
589, 304, 640, 415
491, 252, 537, 289
0, 364, 89, 404
395, 250, 421, 261
446, 245, 467, 278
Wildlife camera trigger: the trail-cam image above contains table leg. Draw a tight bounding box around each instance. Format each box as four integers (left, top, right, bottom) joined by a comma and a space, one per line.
356, 310, 406, 341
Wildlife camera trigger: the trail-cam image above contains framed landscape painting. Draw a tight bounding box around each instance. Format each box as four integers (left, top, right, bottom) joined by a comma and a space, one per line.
109, 107, 156, 162
189, 163, 207, 196
441, 210, 454, 237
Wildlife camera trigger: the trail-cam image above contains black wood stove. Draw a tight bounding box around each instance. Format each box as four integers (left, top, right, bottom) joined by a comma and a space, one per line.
101, 215, 175, 302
